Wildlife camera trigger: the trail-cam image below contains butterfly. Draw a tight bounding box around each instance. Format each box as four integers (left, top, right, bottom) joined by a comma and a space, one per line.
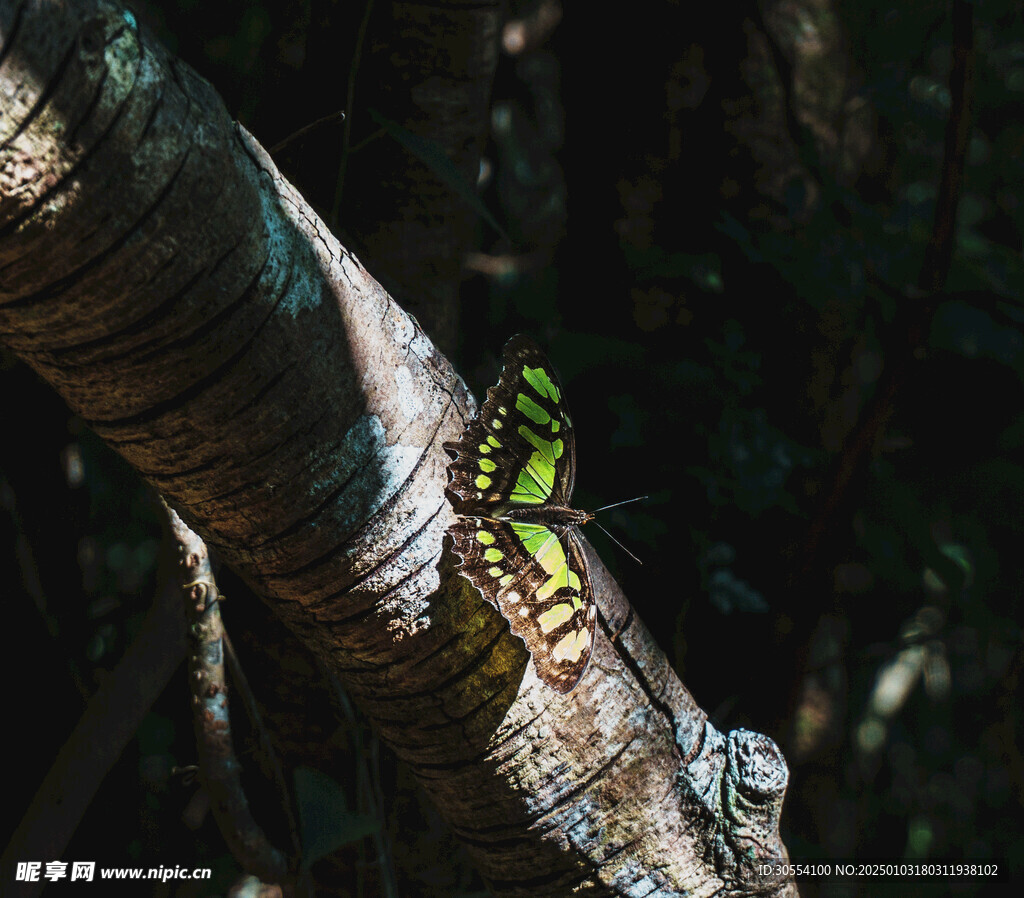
443, 335, 597, 693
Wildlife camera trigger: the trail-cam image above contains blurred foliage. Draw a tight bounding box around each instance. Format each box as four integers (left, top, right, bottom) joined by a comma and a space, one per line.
2, 0, 1024, 896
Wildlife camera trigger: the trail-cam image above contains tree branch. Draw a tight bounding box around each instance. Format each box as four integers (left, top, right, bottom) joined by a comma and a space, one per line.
0, 1, 795, 893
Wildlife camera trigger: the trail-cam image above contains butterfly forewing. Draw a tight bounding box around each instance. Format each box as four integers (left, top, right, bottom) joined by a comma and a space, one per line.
444, 335, 576, 513
444, 335, 595, 693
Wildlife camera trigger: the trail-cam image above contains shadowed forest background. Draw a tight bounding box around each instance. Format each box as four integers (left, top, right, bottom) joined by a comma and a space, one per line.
1, 1, 1022, 896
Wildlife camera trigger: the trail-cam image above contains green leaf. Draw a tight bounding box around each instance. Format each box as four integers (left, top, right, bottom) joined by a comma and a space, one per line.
368, 108, 506, 238
294, 766, 379, 868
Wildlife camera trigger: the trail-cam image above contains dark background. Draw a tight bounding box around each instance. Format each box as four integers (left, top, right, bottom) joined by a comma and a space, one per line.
2, 1, 1022, 895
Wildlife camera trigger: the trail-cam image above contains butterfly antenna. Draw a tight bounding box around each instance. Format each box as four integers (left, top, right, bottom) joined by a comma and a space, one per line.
590, 495, 648, 514
594, 521, 643, 565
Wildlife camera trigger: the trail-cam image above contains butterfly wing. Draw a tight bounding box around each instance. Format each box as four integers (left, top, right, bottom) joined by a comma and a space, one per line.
448, 516, 595, 693
443, 335, 576, 514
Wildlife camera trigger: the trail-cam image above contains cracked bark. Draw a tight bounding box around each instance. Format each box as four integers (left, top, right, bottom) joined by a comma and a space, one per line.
0, 1, 797, 895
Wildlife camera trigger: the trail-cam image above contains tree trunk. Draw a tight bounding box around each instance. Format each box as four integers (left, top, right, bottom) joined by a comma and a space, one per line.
0, 1, 796, 894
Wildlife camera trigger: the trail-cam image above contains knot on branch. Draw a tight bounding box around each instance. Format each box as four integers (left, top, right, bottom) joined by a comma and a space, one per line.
726, 728, 788, 805
718, 729, 792, 892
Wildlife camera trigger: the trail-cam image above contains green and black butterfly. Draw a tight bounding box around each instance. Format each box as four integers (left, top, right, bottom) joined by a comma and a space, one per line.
443, 335, 597, 693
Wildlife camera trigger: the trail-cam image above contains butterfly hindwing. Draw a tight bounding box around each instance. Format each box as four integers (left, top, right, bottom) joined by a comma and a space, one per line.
443, 335, 576, 514
448, 516, 595, 694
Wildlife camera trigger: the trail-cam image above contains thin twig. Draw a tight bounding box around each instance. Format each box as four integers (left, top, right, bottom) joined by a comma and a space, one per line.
332, 0, 377, 226
269, 111, 346, 157
163, 499, 292, 886
919, 0, 975, 294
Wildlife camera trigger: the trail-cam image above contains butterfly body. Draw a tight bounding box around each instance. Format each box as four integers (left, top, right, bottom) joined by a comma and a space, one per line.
443, 335, 597, 693
504, 504, 593, 527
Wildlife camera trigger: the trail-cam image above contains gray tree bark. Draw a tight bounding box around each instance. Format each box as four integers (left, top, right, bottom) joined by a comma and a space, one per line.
0, 1, 797, 894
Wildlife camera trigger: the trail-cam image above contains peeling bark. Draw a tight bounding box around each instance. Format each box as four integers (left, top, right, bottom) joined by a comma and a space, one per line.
0, 2, 796, 894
